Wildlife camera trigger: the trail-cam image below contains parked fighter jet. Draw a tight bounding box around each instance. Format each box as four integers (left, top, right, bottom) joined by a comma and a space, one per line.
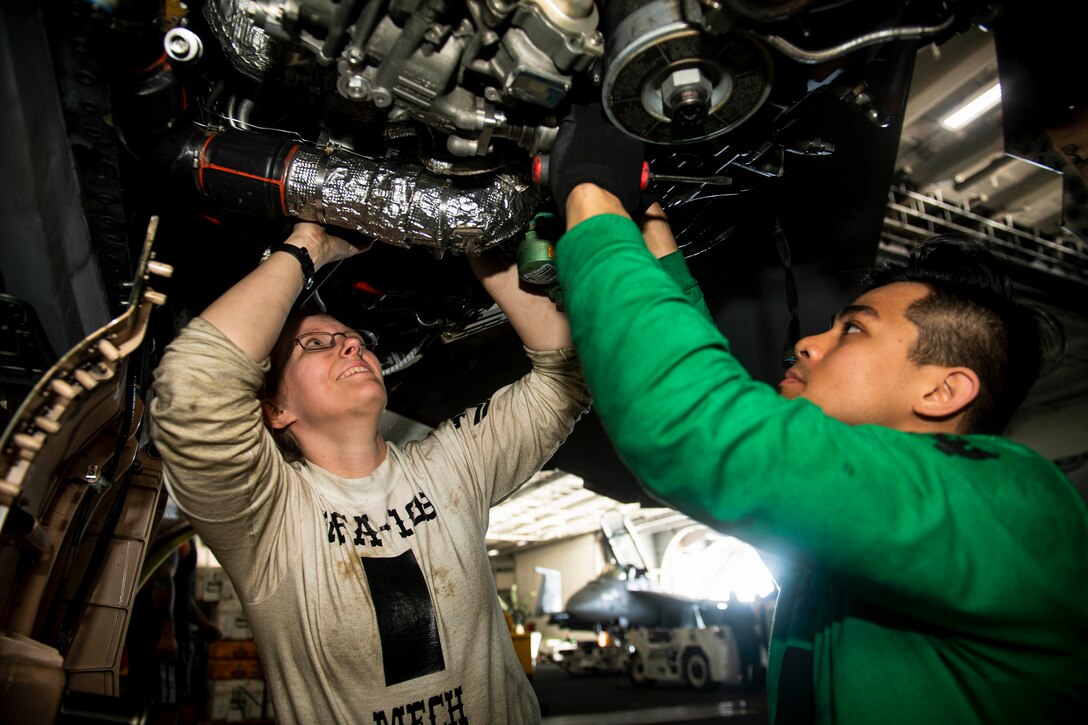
552, 565, 732, 631
548, 511, 734, 632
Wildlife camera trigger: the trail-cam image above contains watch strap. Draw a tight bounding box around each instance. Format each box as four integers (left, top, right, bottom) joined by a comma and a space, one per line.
263, 242, 316, 290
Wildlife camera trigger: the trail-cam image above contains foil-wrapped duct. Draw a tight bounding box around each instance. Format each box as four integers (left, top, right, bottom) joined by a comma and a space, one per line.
284, 147, 541, 252
203, 0, 277, 81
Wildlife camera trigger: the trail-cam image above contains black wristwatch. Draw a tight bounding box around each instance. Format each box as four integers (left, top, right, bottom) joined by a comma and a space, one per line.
261, 242, 316, 290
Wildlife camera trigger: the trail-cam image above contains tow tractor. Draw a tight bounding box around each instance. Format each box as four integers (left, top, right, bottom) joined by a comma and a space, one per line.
627, 624, 740, 689
556, 630, 630, 676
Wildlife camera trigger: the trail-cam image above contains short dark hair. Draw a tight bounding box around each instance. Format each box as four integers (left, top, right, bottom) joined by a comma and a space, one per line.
863, 235, 1064, 435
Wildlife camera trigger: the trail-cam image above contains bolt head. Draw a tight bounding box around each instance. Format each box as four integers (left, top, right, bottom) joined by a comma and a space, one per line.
661, 67, 712, 127
668, 68, 705, 89
337, 71, 372, 101
164, 28, 202, 62
344, 74, 370, 100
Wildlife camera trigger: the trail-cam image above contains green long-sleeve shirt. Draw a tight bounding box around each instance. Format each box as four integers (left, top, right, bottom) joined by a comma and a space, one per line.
557, 214, 1088, 723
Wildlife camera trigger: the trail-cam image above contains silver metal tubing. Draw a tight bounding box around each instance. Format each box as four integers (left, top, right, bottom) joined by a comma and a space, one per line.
754, 15, 956, 64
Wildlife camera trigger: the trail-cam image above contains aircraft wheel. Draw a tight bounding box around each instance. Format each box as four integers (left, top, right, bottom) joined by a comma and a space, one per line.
628, 653, 656, 689
683, 649, 711, 689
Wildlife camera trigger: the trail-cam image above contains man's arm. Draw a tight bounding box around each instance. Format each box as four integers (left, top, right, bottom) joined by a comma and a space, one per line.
565, 183, 628, 229
638, 202, 676, 258
545, 104, 1085, 634
555, 201, 1085, 631
640, 203, 712, 322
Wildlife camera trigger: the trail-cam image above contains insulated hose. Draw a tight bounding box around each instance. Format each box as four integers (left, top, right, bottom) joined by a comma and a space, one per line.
189, 131, 541, 252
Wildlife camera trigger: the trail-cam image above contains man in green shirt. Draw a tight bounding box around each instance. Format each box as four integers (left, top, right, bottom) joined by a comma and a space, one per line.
546, 105, 1088, 722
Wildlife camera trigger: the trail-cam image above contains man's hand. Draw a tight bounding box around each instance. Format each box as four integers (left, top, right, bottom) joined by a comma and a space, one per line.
639, 202, 679, 259
547, 104, 644, 223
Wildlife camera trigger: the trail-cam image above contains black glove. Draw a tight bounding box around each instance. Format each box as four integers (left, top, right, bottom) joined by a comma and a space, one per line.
548, 103, 644, 219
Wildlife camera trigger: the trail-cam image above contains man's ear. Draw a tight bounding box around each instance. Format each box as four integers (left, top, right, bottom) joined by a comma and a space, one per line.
261, 399, 296, 431
914, 367, 980, 420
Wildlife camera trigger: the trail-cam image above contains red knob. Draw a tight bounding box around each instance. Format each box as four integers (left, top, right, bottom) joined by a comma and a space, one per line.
532, 155, 548, 186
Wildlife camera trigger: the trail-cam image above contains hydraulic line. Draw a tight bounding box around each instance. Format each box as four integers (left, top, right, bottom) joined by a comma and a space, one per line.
754, 14, 956, 64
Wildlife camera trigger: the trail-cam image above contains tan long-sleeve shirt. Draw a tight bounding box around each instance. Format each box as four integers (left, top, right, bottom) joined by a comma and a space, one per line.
150, 318, 590, 723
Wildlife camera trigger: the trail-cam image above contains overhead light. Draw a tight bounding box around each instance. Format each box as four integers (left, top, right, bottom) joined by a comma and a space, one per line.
940, 83, 1002, 131
488, 549, 500, 557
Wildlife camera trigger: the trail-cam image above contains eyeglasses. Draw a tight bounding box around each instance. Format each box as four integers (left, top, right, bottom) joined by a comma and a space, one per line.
291, 330, 378, 354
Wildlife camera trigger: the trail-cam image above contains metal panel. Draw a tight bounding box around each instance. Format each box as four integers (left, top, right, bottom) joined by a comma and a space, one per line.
0, 0, 109, 355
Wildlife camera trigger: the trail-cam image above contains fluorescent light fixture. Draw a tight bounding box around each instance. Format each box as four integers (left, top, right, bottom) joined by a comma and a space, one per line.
940, 83, 1002, 130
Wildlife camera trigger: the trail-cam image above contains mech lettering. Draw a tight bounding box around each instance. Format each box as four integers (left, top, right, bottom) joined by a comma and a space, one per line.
372, 685, 468, 725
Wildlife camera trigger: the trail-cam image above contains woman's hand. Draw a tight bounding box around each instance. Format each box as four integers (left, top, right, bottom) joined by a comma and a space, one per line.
201, 222, 371, 362
285, 222, 373, 269
469, 249, 572, 352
